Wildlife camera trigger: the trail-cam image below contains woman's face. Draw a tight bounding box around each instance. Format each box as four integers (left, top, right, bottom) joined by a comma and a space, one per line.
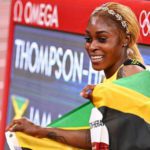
85, 16, 127, 78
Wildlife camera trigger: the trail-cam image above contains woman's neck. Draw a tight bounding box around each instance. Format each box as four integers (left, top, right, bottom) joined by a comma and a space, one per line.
104, 56, 128, 79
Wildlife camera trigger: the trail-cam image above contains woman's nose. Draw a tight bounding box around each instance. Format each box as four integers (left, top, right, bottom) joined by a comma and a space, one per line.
89, 40, 98, 51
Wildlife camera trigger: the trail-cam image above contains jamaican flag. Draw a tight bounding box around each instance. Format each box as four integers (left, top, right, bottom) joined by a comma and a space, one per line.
90, 70, 150, 150
6, 102, 93, 150
6, 70, 150, 150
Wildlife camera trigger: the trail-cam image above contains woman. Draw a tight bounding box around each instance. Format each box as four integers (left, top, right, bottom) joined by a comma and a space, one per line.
6, 2, 146, 149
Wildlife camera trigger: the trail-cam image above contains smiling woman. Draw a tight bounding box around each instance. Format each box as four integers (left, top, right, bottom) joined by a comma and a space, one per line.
6, 2, 147, 150
85, 15, 127, 77
84, 2, 143, 79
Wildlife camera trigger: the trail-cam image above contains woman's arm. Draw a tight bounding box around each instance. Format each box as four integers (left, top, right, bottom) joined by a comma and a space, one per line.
43, 128, 91, 149
6, 85, 96, 149
6, 118, 91, 149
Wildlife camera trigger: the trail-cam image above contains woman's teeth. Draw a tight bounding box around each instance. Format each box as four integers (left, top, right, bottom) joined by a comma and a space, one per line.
91, 56, 103, 62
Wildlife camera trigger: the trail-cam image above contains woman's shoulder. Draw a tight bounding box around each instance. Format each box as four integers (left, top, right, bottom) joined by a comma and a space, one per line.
117, 59, 146, 79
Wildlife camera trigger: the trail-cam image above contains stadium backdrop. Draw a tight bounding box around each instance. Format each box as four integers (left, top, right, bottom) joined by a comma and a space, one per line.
1, 0, 150, 149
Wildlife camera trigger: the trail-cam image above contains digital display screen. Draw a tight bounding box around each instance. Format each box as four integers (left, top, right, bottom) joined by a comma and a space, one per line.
7, 25, 103, 126
139, 45, 150, 65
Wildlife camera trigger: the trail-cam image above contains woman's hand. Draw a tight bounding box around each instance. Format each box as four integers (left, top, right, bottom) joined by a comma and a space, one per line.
80, 84, 95, 100
6, 118, 92, 149
6, 117, 45, 138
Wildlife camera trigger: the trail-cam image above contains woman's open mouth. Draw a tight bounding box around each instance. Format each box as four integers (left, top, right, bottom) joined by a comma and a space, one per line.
90, 55, 104, 63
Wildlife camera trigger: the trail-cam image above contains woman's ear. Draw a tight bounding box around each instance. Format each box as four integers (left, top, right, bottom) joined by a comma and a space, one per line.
123, 34, 131, 47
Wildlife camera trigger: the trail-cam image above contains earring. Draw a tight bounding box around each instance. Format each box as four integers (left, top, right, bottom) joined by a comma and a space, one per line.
127, 48, 134, 58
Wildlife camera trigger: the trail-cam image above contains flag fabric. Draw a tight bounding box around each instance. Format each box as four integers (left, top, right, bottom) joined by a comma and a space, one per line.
6, 102, 94, 150
91, 70, 150, 150
6, 70, 150, 150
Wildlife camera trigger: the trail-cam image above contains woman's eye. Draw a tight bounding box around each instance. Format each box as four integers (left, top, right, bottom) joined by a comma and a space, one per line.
84, 37, 92, 43
98, 38, 107, 43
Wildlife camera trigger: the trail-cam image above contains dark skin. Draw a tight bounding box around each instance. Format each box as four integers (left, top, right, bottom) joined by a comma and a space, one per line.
6, 15, 144, 149
6, 118, 91, 149
84, 16, 129, 78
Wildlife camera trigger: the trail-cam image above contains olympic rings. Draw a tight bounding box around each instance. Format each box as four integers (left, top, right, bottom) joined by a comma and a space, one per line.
139, 10, 150, 37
